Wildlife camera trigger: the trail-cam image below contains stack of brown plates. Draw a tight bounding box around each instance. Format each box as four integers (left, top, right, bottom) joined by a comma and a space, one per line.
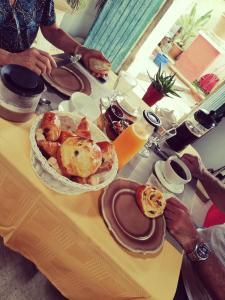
101, 178, 166, 254
43, 63, 92, 97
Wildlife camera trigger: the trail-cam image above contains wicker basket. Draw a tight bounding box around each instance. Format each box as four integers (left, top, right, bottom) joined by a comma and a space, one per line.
30, 112, 118, 195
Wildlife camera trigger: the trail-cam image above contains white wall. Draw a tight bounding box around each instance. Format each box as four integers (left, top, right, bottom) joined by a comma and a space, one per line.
60, 0, 99, 40
127, 0, 225, 77
198, 0, 225, 31
127, 0, 193, 76
193, 118, 225, 169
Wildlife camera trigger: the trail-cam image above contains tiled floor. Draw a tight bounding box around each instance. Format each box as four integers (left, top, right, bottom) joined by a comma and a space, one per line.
0, 239, 66, 300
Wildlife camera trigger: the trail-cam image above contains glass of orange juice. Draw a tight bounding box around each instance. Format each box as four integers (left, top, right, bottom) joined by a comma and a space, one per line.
113, 111, 161, 169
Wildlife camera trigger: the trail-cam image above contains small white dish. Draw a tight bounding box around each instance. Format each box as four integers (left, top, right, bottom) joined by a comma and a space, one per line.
154, 160, 184, 194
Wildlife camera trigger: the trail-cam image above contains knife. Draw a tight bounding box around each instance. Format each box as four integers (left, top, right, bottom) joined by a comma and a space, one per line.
55, 54, 81, 68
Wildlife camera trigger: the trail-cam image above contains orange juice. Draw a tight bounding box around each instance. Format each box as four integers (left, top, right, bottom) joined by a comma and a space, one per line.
113, 123, 150, 169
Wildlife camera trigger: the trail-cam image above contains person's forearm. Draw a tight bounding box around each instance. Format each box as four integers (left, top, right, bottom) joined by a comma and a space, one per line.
192, 252, 225, 300
0, 48, 12, 65
199, 169, 225, 212
184, 236, 225, 300
41, 25, 84, 54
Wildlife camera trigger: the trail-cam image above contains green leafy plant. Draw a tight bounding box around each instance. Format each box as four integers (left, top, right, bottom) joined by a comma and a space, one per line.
66, 0, 89, 11
66, 0, 107, 12
174, 3, 212, 49
148, 65, 181, 98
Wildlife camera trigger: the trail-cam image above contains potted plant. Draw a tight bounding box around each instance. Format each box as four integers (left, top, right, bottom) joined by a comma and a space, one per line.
66, 0, 107, 12
66, 0, 89, 11
169, 3, 212, 60
143, 65, 180, 107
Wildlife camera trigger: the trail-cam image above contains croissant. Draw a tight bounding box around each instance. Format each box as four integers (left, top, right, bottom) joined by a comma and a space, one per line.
57, 136, 102, 178
96, 141, 114, 173
35, 128, 46, 142
75, 117, 91, 140
41, 112, 61, 141
57, 130, 76, 144
38, 140, 60, 158
42, 124, 61, 142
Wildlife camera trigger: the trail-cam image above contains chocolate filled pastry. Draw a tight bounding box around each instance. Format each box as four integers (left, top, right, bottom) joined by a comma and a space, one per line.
136, 185, 166, 218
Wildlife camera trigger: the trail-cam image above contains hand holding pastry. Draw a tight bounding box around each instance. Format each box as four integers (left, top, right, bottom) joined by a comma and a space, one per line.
79, 47, 111, 77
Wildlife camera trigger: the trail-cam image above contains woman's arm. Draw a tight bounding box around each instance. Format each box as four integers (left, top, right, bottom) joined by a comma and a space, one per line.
40, 23, 82, 55
0, 47, 56, 75
41, 23, 111, 77
0, 48, 12, 65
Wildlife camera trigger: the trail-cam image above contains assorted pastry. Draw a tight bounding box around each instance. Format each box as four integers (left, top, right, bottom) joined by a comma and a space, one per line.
35, 112, 114, 185
136, 185, 166, 218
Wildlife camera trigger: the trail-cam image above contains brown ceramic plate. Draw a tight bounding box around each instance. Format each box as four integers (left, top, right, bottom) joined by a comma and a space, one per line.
43, 63, 92, 97
101, 178, 166, 254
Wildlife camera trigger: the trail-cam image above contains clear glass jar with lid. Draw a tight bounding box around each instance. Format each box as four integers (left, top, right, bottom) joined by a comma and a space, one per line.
113, 110, 161, 169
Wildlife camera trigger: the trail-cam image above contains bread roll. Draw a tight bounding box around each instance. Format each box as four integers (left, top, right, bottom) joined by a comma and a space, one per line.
57, 136, 102, 178
89, 58, 111, 74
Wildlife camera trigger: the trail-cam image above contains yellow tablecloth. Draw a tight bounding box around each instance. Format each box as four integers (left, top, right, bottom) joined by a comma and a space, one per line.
0, 117, 182, 300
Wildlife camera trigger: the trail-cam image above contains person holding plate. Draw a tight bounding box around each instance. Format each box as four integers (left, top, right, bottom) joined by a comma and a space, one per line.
0, 0, 111, 76
165, 154, 225, 300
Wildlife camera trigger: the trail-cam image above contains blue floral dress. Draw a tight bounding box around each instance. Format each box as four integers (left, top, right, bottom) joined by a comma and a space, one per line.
0, 0, 56, 52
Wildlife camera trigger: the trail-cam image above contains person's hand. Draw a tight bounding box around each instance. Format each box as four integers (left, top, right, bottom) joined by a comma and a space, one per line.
165, 197, 201, 252
80, 47, 111, 77
181, 153, 206, 179
9, 48, 57, 75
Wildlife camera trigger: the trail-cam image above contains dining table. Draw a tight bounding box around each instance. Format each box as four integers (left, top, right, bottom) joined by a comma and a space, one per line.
0, 64, 198, 300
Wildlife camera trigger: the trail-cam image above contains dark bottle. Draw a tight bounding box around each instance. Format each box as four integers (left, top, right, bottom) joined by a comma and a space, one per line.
167, 109, 216, 152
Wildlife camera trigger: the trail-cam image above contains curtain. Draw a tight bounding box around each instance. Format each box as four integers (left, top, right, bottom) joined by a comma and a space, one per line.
200, 83, 225, 111
84, 0, 165, 71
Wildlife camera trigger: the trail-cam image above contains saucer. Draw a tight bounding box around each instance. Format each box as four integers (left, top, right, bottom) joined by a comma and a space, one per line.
154, 161, 184, 194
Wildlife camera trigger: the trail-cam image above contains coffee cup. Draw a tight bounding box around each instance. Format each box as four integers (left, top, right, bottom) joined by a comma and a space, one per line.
163, 155, 192, 185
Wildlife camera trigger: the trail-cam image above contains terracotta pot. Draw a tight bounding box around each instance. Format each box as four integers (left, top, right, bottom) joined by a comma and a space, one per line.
142, 83, 164, 107
168, 42, 183, 60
